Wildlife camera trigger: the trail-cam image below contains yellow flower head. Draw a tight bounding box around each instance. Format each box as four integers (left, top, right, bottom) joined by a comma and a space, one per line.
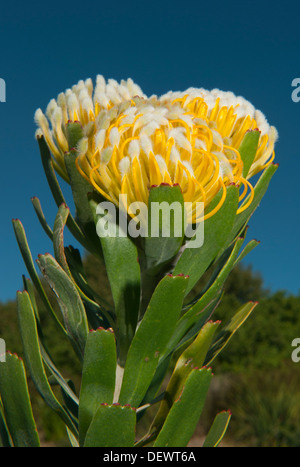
35, 76, 278, 223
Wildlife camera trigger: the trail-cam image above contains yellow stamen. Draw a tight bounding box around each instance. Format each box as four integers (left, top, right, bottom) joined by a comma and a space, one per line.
36, 77, 277, 225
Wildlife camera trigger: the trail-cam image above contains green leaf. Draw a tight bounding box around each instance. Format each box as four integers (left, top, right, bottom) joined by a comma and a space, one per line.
143, 184, 185, 269
202, 411, 231, 447
12, 219, 66, 336
233, 239, 260, 265
64, 148, 96, 230
186, 236, 245, 311
79, 328, 117, 446
89, 195, 140, 364
204, 301, 258, 366
174, 185, 239, 295
22, 277, 80, 413
153, 368, 212, 447
119, 274, 189, 408
65, 245, 112, 311
17, 291, 78, 436
173, 292, 223, 356
230, 163, 278, 242
84, 404, 136, 447
0, 353, 40, 447
66, 426, 80, 447
53, 203, 71, 275
239, 130, 261, 178
22, 275, 40, 323
53, 211, 113, 329
37, 254, 89, 361
165, 235, 246, 354
0, 401, 12, 447
31, 196, 53, 240
37, 135, 93, 253
152, 321, 220, 434
41, 349, 79, 412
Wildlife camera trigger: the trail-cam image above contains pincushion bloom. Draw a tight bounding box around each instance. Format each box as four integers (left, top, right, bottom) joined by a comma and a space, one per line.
35, 76, 278, 223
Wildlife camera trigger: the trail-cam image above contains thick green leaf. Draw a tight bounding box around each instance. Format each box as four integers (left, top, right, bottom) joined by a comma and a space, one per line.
12, 219, 66, 336
84, 404, 136, 447
204, 301, 258, 366
89, 196, 140, 364
79, 328, 117, 446
239, 130, 261, 178
0, 352, 40, 447
202, 411, 231, 447
119, 274, 189, 408
37, 254, 89, 361
152, 321, 220, 434
153, 368, 212, 447
17, 291, 78, 436
143, 184, 185, 269
174, 185, 239, 295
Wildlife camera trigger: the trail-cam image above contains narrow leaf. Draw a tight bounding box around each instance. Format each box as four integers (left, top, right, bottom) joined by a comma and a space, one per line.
31, 196, 53, 240
202, 411, 231, 447
53, 203, 71, 275
12, 219, 66, 336
152, 321, 220, 434
0, 401, 12, 447
204, 301, 258, 366
17, 291, 78, 435
165, 235, 245, 354
230, 163, 278, 242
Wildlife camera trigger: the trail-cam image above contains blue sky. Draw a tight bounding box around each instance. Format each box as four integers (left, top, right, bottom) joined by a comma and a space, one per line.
0, 0, 299, 301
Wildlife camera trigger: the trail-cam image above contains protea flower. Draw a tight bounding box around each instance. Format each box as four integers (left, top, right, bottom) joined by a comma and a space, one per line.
0, 75, 279, 448
35, 76, 277, 224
